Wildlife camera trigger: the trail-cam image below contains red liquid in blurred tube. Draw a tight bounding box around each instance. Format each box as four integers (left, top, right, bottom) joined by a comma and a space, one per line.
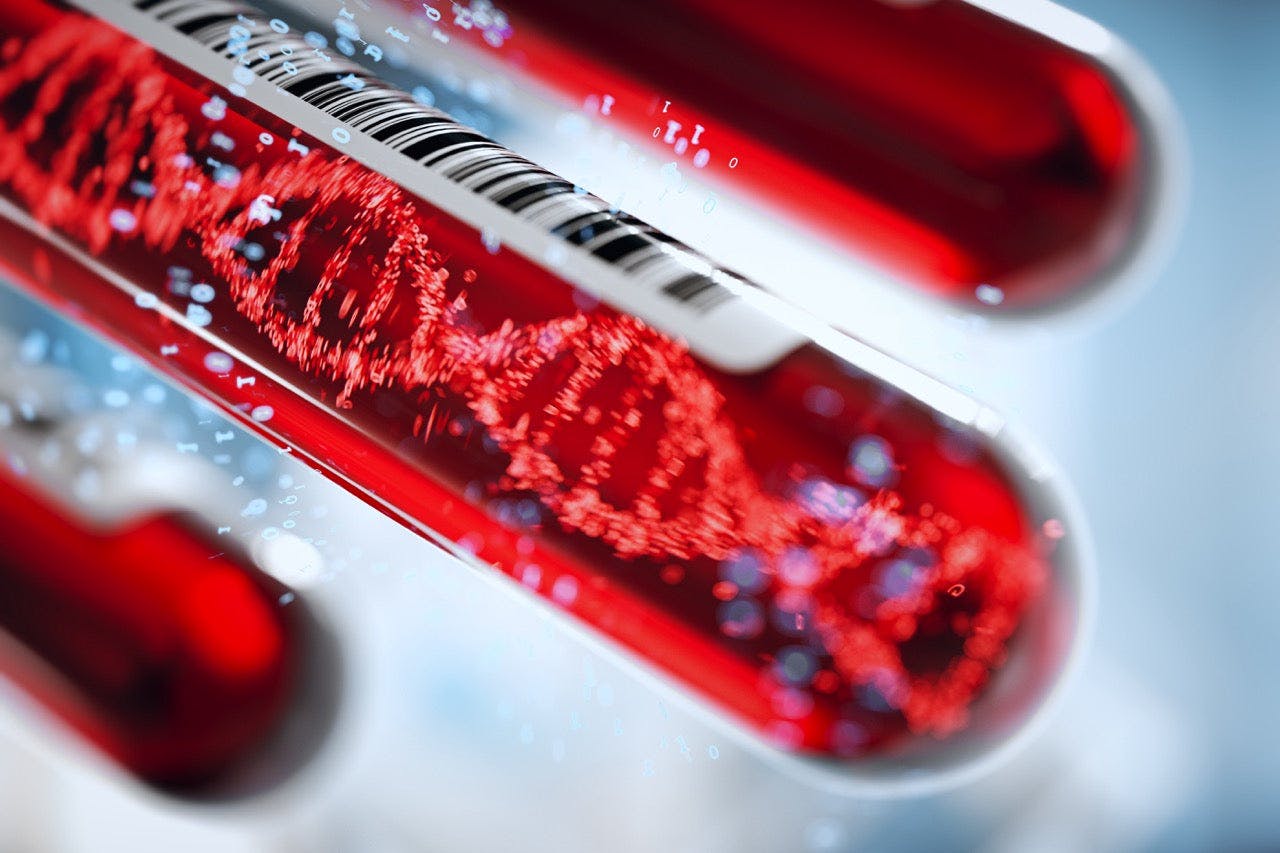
381, 0, 1149, 309
0, 468, 299, 789
0, 1, 1076, 770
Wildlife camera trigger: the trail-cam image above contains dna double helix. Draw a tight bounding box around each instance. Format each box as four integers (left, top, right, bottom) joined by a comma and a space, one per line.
0, 10, 1045, 739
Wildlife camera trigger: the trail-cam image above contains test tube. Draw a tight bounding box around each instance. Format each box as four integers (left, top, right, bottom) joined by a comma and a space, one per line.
0, 0, 1086, 789
0, 464, 312, 792
0, 310, 340, 797
365, 0, 1174, 313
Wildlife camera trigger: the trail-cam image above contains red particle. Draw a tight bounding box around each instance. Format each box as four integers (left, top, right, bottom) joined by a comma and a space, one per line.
659, 564, 684, 585
712, 581, 738, 601
812, 670, 840, 694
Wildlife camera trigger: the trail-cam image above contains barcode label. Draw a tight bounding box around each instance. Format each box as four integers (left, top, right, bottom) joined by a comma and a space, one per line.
74, 0, 806, 372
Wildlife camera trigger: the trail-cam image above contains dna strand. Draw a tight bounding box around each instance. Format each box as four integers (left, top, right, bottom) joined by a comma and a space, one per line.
0, 11, 1045, 740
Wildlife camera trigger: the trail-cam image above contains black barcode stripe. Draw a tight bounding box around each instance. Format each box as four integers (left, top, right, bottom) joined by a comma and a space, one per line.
136, 0, 754, 315
662, 274, 733, 311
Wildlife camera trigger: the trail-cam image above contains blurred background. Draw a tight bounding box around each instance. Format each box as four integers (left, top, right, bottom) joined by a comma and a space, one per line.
0, 0, 1276, 850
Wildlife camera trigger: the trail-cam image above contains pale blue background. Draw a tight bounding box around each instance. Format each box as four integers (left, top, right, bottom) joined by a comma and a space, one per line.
0, 2, 1275, 850
1048, 1, 1279, 846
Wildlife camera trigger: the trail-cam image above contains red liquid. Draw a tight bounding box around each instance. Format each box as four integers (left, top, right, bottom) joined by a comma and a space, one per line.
0, 3, 1073, 765
0, 466, 299, 789
390, 0, 1146, 309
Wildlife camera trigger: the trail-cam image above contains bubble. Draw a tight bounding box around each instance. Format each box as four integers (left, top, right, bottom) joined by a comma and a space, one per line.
412, 83, 437, 105
334, 18, 360, 40
975, 283, 1005, 305
203, 351, 234, 374
802, 385, 844, 418
717, 598, 764, 640
493, 497, 541, 528
877, 556, 927, 599
777, 647, 819, 687
847, 435, 895, 488
551, 575, 579, 606
201, 96, 226, 121
778, 547, 820, 588
241, 498, 268, 517
186, 304, 212, 327
213, 165, 240, 189
520, 563, 542, 589
109, 209, 137, 233
258, 533, 324, 588
719, 549, 768, 594
19, 330, 48, 363
796, 477, 863, 524
251, 405, 274, 422
102, 389, 129, 408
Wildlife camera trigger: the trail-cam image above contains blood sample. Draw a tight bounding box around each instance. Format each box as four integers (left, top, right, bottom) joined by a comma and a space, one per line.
0, 0, 1083, 785
371, 0, 1167, 312
0, 466, 301, 790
